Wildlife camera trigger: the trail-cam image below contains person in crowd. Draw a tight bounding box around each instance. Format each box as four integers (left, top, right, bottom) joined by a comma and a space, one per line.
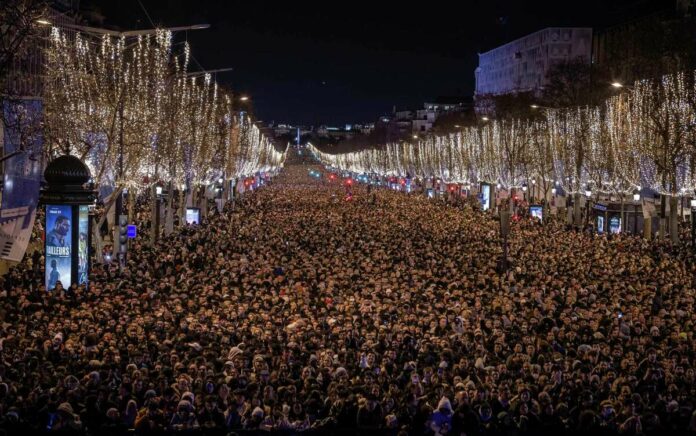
0, 150, 694, 435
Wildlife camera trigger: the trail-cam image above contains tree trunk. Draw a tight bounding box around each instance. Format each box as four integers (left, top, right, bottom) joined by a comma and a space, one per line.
92, 218, 104, 263
220, 181, 227, 211
127, 189, 135, 223
165, 182, 174, 235
644, 216, 652, 240
620, 196, 625, 234
150, 186, 158, 246
200, 186, 208, 219
573, 193, 582, 228
179, 187, 188, 227
669, 195, 679, 244
95, 186, 123, 234
659, 194, 667, 241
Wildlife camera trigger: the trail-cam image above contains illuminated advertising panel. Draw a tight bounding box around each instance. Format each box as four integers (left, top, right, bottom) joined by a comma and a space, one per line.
45, 204, 72, 290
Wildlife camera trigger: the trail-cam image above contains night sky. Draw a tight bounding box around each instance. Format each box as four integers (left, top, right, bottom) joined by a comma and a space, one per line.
81, 0, 671, 126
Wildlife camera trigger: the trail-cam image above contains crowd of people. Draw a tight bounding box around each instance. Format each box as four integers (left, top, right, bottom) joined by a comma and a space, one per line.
0, 149, 695, 435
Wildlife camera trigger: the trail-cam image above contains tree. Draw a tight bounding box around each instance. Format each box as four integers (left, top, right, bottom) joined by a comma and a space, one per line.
0, 0, 48, 164
630, 72, 696, 242
475, 91, 540, 120
431, 110, 477, 134
542, 58, 612, 108
0, 0, 47, 92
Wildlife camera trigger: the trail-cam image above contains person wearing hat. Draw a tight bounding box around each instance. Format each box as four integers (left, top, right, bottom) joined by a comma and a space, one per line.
51, 402, 82, 433
428, 396, 453, 435
169, 400, 199, 431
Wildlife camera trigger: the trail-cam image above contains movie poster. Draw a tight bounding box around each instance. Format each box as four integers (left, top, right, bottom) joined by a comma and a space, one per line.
45, 205, 72, 290
77, 205, 89, 286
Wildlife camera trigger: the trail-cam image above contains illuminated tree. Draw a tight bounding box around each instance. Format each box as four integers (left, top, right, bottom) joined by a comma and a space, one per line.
630, 72, 696, 242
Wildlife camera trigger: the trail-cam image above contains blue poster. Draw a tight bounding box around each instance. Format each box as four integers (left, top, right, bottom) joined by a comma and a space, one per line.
0, 99, 43, 261
597, 215, 605, 234
530, 205, 543, 221
45, 205, 73, 290
609, 216, 621, 234
186, 207, 200, 225
481, 184, 491, 211
78, 205, 89, 286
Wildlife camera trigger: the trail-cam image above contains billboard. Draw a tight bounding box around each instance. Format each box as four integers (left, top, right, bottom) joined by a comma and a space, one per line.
609, 216, 621, 234
481, 184, 491, 211
45, 204, 72, 290
77, 205, 89, 286
0, 99, 43, 261
185, 207, 201, 225
529, 205, 543, 221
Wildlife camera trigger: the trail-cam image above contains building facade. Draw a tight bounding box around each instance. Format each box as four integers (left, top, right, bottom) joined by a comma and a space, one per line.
474, 27, 593, 97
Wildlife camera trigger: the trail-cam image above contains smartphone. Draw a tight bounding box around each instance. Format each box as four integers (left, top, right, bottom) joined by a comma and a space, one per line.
46, 413, 57, 430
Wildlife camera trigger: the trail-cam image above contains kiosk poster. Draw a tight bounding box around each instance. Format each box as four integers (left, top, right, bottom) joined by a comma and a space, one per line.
77, 205, 89, 285
186, 207, 201, 225
530, 205, 543, 221
481, 184, 491, 211
45, 205, 72, 290
597, 215, 605, 234
609, 216, 621, 234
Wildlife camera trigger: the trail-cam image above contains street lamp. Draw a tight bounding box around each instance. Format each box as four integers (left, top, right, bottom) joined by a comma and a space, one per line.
481, 117, 489, 121
240, 96, 249, 102
610, 81, 634, 90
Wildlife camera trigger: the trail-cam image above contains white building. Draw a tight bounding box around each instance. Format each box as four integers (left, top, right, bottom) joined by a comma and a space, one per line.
474, 27, 593, 97
412, 109, 436, 133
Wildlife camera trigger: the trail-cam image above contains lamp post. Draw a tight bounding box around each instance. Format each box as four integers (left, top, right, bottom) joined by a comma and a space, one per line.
610, 81, 634, 90
585, 188, 593, 232
151, 184, 164, 245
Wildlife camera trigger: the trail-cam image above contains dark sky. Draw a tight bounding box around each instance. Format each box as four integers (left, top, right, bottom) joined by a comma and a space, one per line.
80, 0, 672, 126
